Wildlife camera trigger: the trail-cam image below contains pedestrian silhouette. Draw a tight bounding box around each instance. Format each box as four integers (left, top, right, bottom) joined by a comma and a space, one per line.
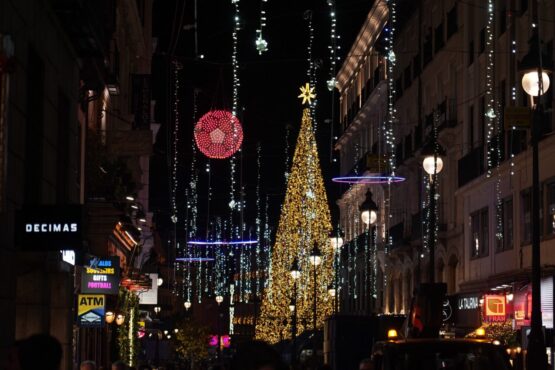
11, 334, 63, 370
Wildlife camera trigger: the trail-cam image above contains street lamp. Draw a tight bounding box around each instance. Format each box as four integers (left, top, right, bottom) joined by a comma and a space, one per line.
360, 191, 379, 310
157, 277, 164, 287
421, 134, 446, 284
215, 295, 224, 305
519, 25, 552, 370
309, 244, 322, 337
115, 314, 125, 326
184, 301, 192, 310
105, 311, 115, 324
360, 190, 378, 226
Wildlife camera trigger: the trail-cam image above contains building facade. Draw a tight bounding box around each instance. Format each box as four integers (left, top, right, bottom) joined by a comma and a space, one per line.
0, 0, 158, 368
335, 0, 555, 330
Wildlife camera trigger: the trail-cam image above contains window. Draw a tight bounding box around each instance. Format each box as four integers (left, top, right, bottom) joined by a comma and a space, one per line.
497, 197, 513, 252
404, 65, 412, 89
447, 5, 458, 39
470, 207, 489, 258
468, 40, 474, 66
434, 22, 444, 52
468, 105, 474, 150
413, 53, 421, 79
423, 33, 433, 66
545, 181, 555, 236
498, 4, 507, 35
522, 189, 532, 243
520, 0, 528, 15
57, 90, 70, 204
479, 97, 485, 145
479, 27, 486, 54
25, 46, 44, 204
522, 188, 544, 244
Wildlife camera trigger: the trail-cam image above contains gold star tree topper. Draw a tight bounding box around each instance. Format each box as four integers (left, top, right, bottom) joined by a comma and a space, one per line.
298, 83, 316, 105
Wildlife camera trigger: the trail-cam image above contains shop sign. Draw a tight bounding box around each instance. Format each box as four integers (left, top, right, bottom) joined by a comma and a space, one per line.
61, 250, 75, 266
514, 277, 554, 329
455, 294, 481, 328
77, 294, 105, 327
442, 297, 454, 323
458, 296, 479, 310
138, 273, 158, 305
81, 256, 120, 295
16, 205, 83, 250
483, 295, 506, 322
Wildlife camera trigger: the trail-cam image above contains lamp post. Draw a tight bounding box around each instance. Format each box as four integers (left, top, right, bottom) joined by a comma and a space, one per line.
329, 226, 344, 314
215, 295, 224, 359
519, 23, 552, 370
290, 258, 300, 366
421, 131, 445, 283
309, 245, 322, 335
360, 190, 378, 310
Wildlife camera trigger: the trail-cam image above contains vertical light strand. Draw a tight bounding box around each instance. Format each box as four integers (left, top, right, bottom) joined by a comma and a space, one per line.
485, 0, 496, 177
255, 0, 268, 54
229, 0, 242, 243
326, 0, 339, 92
185, 89, 200, 304
255, 144, 262, 298
510, 38, 517, 177
171, 61, 182, 296
264, 195, 271, 295
385, 0, 398, 176
484, 0, 503, 245
171, 61, 181, 224
304, 10, 318, 129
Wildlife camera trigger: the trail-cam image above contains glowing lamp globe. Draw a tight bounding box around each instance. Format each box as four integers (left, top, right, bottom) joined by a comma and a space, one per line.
422, 155, 444, 175
115, 314, 125, 326
194, 110, 243, 159
522, 71, 550, 97
105, 311, 115, 324
184, 301, 192, 310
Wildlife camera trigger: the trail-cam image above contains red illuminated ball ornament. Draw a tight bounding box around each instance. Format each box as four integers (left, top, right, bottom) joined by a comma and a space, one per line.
194, 110, 243, 159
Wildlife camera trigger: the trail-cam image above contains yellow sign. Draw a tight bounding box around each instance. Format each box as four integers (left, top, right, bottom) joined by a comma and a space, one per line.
504, 106, 530, 130
77, 294, 105, 327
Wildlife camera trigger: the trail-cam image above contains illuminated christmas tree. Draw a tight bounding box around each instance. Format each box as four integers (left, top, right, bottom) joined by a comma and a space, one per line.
256, 84, 333, 343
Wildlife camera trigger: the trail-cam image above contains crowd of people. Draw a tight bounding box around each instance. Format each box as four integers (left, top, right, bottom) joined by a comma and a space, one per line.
6, 334, 373, 370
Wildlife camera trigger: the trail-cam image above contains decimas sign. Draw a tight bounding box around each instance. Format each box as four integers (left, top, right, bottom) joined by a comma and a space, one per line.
194, 110, 243, 159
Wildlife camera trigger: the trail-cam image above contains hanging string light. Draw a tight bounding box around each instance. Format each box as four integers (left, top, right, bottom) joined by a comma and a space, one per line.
327, 0, 339, 91
255, 0, 268, 54
483, 0, 503, 245
385, 0, 398, 176
229, 0, 242, 244
304, 10, 318, 128
255, 144, 262, 298
171, 61, 182, 224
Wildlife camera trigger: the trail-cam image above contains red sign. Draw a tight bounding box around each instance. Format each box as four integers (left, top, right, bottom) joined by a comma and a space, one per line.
514, 290, 532, 328
483, 295, 507, 322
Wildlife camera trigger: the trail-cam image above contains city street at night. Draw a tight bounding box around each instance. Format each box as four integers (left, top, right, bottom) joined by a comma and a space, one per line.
2, 0, 555, 369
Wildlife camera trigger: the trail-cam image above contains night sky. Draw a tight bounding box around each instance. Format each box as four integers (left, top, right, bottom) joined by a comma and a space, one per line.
150, 0, 372, 239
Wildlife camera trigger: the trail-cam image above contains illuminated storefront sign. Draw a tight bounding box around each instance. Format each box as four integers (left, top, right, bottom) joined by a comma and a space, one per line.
81, 256, 120, 295
77, 294, 105, 327
16, 205, 83, 250
483, 295, 506, 322
458, 296, 479, 310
